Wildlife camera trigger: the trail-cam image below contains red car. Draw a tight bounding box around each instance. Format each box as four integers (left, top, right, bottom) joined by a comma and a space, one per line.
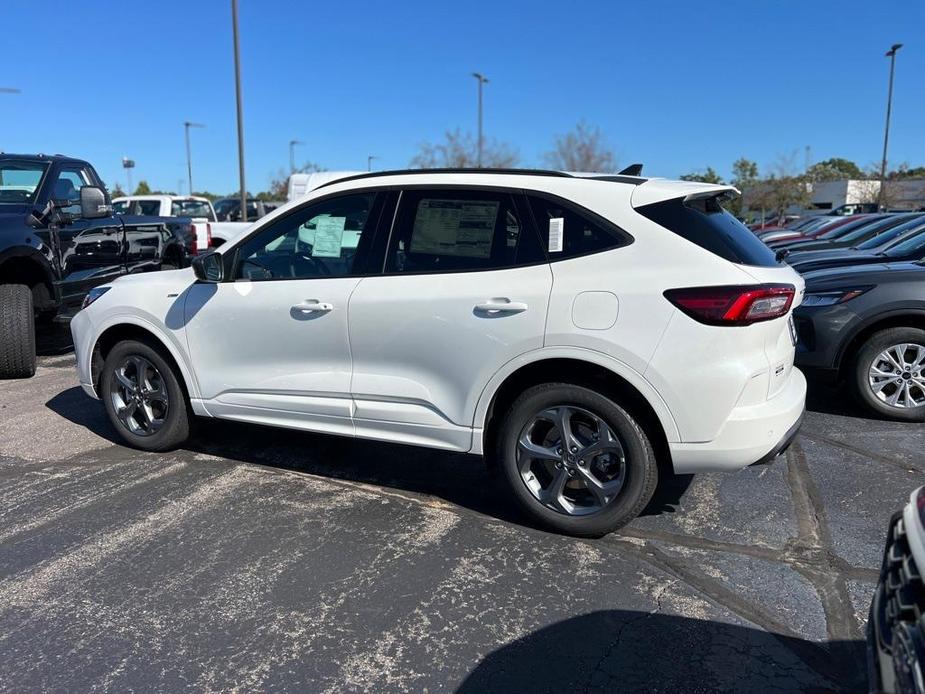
757, 214, 872, 245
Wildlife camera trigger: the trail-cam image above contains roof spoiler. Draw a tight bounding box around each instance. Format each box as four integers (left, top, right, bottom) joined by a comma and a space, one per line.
618, 163, 643, 176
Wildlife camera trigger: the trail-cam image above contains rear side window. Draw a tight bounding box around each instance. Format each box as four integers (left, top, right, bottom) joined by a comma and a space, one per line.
137, 200, 161, 216
527, 194, 630, 260
638, 195, 780, 267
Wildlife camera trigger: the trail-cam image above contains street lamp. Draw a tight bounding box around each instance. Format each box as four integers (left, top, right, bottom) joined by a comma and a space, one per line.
289, 139, 304, 173
471, 72, 489, 168
878, 43, 903, 209
231, 0, 247, 222
122, 157, 135, 193
367, 155, 378, 172
183, 121, 205, 196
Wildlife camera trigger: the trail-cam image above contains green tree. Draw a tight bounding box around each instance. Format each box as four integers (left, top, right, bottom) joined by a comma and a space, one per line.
726, 158, 759, 218
679, 167, 724, 184
133, 180, 152, 195
889, 163, 925, 179
542, 121, 615, 172
806, 157, 863, 181
410, 128, 519, 169
109, 183, 126, 199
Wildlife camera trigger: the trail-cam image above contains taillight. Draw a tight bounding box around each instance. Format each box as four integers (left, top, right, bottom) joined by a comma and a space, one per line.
664, 284, 795, 326
206, 222, 213, 248
186, 223, 198, 255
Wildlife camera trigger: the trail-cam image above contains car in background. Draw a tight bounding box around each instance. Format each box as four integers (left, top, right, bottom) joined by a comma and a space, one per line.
787, 217, 925, 274
829, 202, 880, 216
71, 169, 806, 537
286, 171, 362, 201
793, 260, 925, 421
113, 194, 254, 248
773, 214, 918, 253
759, 215, 866, 244
868, 486, 925, 693
212, 197, 282, 223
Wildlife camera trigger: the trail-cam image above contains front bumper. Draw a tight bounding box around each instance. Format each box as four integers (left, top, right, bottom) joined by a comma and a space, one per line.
69, 309, 98, 399
668, 367, 807, 474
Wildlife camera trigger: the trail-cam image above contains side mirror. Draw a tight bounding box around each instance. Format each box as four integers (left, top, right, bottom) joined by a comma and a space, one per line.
79, 186, 111, 219
192, 252, 223, 283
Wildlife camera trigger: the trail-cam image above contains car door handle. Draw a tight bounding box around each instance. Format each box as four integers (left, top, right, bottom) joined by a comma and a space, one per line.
292, 300, 333, 313
474, 298, 528, 314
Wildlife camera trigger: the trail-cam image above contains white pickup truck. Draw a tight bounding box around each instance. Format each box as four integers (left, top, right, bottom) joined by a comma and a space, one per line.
111, 195, 252, 249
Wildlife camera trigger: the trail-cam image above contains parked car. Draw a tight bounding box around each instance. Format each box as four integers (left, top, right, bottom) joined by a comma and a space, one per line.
829, 202, 880, 216
71, 169, 806, 537
867, 486, 925, 693
773, 214, 917, 252
787, 217, 925, 274
212, 197, 282, 222
758, 215, 865, 244
114, 194, 249, 248
0, 153, 198, 378
793, 260, 925, 420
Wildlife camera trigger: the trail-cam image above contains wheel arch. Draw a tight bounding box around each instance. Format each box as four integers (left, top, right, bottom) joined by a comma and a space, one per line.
0, 249, 57, 310
836, 309, 925, 378
475, 349, 679, 474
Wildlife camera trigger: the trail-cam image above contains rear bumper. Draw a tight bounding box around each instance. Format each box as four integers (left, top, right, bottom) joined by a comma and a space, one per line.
668, 367, 807, 473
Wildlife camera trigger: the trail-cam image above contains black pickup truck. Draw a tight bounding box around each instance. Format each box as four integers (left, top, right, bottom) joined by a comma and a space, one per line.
0, 153, 198, 378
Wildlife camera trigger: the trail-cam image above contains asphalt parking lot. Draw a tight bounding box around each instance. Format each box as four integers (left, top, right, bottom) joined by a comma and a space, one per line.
1, 324, 922, 692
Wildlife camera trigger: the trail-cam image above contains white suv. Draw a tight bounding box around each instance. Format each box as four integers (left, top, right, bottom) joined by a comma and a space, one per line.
71, 170, 806, 536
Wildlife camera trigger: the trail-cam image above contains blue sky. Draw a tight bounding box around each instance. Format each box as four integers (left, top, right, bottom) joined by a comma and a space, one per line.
2, 1, 922, 194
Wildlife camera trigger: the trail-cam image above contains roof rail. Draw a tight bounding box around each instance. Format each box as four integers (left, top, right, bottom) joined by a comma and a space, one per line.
314, 167, 574, 190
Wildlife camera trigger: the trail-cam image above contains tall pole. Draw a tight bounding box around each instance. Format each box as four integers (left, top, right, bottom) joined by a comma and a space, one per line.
367, 155, 377, 172
878, 43, 902, 209
232, 0, 247, 222
472, 72, 488, 168
289, 139, 304, 173
183, 121, 204, 195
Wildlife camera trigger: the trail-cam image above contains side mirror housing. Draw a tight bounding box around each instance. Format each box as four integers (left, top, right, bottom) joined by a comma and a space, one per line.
79, 186, 111, 219
192, 252, 223, 283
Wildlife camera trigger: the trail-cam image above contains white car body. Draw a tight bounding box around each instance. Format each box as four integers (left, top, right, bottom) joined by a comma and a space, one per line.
75, 171, 806, 476
112, 195, 251, 248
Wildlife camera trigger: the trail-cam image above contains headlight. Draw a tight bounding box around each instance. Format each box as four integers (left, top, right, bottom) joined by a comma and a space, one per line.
801, 287, 871, 307
81, 286, 111, 310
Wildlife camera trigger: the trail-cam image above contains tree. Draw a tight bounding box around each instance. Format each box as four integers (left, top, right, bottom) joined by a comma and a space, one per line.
726, 158, 759, 218
542, 121, 615, 172
806, 157, 863, 181
889, 163, 925, 179
679, 167, 723, 184
109, 183, 126, 199
410, 128, 519, 169
262, 161, 325, 201
133, 180, 152, 195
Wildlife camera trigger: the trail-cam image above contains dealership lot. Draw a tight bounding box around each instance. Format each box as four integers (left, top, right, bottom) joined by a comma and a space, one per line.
0, 327, 922, 691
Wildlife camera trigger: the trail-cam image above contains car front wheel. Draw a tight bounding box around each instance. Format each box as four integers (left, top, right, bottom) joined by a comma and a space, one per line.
853, 327, 925, 422
497, 383, 658, 537
100, 339, 191, 451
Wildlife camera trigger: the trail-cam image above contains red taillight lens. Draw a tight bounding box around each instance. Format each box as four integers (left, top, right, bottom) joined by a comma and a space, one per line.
206, 222, 213, 248
664, 284, 795, 325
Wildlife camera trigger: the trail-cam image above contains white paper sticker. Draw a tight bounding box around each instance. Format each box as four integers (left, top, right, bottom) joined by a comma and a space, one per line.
548, 217, 564, 252
410, 199, 498, 258
311, 216, 347, 257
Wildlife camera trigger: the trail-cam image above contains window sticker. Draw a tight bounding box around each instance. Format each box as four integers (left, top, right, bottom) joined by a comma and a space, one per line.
312, 216, 347, 257
548, 217, 564, 252
410, 199, 498, 258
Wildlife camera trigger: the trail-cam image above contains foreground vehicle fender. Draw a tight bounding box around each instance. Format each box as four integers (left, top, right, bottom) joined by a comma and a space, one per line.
471, 346, 681, 455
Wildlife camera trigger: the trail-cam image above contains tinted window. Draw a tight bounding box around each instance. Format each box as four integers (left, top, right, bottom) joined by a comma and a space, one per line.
835, 215, 917, 244
385, 189, 543, 274
0, 160, 48, 204
818, 216, 884, 239
637, 195, 780, 267
528, 194, 629, 259
885, 226, 925, 257
111, 200, 130, 214
53, 167, 90, 215
856, 217, 925, 250
235, 193, 376, 280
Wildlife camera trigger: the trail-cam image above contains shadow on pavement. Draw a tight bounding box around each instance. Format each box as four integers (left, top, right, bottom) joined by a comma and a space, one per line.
457, 610, 866, 692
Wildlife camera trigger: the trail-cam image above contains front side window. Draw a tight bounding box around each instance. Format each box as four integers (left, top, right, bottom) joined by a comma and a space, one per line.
0, 160, 48, 204
234, 193, 376, 280
528, 194, 630, 260
385, 189, 542, 274
111, 200, 130, 214
52, 167, 90, 215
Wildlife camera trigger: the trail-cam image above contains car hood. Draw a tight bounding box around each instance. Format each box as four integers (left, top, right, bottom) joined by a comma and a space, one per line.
111, 267, 196, 290
802, 260, 925, 290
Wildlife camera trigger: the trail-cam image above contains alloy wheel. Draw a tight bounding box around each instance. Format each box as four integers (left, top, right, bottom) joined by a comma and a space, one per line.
517, 405, 626, 516
868, 343, 925, 409
109, 355, 169, 436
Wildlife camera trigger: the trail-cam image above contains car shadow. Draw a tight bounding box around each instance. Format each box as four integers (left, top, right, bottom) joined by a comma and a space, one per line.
35, 318, 74, 357
456, 610, 866, 692
46, 386, 692, 531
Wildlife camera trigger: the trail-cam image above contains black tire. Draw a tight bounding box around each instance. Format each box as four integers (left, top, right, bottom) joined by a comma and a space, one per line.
100, 339, 191, 451
852, 327, 925, 422
496, 383, 658, 537
0, 284, 37, 379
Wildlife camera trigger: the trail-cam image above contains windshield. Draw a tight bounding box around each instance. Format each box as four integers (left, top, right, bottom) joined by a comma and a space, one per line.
0, 160, 49, 204
213, 198, 238, 220
171, 199, 215, 221
885, 227, 925, 257
856, 217, 925, 250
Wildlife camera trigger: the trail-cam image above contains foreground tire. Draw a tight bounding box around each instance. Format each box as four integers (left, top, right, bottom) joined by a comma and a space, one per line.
100, 339, 190, 451
0, 284, 37, 379
852, 328, 925, 422
497, 383, 658, 537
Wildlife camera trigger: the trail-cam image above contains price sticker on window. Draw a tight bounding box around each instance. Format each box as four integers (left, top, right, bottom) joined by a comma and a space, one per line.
548, 217, 564, 253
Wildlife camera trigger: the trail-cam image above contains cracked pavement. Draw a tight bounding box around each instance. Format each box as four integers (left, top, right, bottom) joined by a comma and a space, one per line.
0, 324, 922, 692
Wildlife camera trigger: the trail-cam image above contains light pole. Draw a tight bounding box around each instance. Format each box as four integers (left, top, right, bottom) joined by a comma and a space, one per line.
367, 155, 377, 172
289, 139, 304, 173
471, 72, 488, 168
122, 157, 135, 193
183, 121, 205, 196
878, 43, 903, 209
231, 0, 248, 222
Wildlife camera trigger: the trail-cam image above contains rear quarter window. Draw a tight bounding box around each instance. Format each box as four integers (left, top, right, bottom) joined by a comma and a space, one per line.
638, 195, 781, 267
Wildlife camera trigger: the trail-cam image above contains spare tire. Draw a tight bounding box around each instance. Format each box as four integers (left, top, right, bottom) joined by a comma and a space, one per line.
0, 285, 37, 379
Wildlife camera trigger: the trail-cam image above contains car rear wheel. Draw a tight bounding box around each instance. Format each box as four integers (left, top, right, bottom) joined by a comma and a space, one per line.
0, 284, 37, 379
497, 383, 658, 537
853, 327, 925, 422
100, 339, 191, 451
